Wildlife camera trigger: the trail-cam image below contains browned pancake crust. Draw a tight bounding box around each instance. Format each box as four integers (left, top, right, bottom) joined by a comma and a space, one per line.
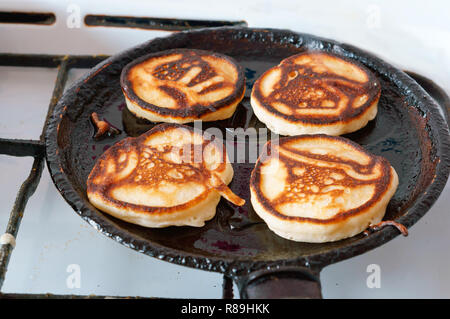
87, 123, 229, 215
250, 134, 394, 224
251, 51, 381, 124
120, 49, 245, 120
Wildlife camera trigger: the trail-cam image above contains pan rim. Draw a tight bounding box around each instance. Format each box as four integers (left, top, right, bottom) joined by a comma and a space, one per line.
45, 26, 450, 277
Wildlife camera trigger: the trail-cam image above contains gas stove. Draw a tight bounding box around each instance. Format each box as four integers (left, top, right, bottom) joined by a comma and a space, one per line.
0, 0, 449, 298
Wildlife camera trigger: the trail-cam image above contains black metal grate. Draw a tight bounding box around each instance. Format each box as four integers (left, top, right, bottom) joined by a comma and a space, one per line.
0, 11, 56, 25
0, 11, 242, 299
84, 14, 246, 31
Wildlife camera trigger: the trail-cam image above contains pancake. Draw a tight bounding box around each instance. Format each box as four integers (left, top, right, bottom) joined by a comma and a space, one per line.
87, 123, 245, 228
250, 135, 398, 243
251, 51, 381, 136
121, 49, 245, 123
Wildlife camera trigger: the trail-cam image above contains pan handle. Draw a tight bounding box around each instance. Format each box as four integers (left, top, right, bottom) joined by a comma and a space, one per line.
236, 266, 322, 299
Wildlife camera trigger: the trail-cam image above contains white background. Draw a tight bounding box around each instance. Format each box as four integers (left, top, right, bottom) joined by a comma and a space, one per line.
0, 0, 449, 298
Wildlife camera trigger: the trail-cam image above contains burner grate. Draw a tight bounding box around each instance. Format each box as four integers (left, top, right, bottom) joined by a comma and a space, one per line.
0, 11, 242, 299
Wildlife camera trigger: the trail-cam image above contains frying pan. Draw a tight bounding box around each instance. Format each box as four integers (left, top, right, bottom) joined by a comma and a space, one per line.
45, 27, 450, 298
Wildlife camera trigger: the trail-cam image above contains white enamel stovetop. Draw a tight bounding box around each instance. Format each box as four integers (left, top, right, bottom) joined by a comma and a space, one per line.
0, 0, 449, 298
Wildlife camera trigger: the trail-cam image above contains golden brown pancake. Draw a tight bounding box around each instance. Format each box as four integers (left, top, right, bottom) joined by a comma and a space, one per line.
121, 49, 245, 123
87, 123, 244, 228
250, 135, 398, 242
251, 51, 381, 136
